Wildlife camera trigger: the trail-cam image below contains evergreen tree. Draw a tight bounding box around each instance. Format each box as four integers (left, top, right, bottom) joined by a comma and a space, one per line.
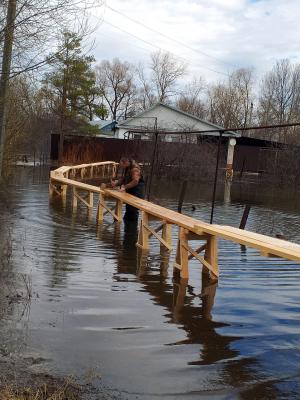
42, 31, 106, 135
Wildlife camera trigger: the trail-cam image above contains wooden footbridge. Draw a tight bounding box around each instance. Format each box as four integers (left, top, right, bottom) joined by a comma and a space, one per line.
49, 161, 300, 281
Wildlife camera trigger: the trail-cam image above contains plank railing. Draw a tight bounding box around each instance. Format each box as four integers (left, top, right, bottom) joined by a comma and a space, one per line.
50, 161, 118, 181
49, 161, 300, 282
49, 161, 118, 206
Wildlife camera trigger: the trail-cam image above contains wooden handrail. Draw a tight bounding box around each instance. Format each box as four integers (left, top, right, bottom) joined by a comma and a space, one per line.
102, 190, 300, 263
49, 161, 300, 281
51, 176, 103, 194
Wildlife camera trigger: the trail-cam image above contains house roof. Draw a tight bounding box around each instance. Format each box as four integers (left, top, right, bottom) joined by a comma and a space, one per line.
90, 119, 115, 129
117, 102, 240, 137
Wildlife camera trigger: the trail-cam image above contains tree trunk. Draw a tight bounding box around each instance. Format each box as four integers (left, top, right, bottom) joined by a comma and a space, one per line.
0, 0, 17, 177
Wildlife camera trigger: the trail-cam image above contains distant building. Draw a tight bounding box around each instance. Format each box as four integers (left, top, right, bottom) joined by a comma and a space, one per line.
116, 103, 239, 141
89, 120, 117, 137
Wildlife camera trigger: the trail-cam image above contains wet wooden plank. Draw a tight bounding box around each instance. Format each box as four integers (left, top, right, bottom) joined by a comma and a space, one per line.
104, 189, 209, 232
195, 224, 300, 263
51, 176, 103, 194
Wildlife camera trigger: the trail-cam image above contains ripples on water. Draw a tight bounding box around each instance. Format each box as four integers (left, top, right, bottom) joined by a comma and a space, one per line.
1, 167, 300, 399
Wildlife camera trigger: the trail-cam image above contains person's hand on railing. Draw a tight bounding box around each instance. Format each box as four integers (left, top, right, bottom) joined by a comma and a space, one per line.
119, 185, 126, 192
110, 179, 119, 188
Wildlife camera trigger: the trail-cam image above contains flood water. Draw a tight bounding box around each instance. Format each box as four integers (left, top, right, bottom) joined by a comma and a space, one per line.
1, 166, 300, 399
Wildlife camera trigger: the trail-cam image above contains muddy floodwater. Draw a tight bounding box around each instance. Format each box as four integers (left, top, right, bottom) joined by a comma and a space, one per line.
1, 167, 300, 399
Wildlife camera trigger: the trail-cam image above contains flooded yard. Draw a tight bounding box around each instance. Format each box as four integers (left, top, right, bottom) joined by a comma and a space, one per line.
1, 166, 300, 399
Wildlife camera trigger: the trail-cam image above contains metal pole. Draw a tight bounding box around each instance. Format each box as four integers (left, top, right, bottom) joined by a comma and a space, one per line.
239, 205, 251, 229
146, 130, 158, 200
177, 181, 187, 213
210, 131, 223, 224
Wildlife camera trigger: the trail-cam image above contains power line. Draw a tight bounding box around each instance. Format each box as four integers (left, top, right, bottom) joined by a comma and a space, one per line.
102, 19, 229, 77
123, 121, 300, 135
106, 5, 238, 70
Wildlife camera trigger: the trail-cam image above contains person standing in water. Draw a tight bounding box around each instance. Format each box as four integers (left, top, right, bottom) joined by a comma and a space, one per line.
111, 157, 145, 221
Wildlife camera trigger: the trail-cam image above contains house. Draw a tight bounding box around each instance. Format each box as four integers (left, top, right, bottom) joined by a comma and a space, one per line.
116, 103, 239, 142
50, 104, 241, 171
89, 119, 117, 137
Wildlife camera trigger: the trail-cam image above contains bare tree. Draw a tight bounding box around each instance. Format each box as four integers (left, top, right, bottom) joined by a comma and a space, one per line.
95, 58, 135, 121
176, 77, 206, 118
258, 59, 300, 143
150, 50, 186, 103
0, 0, 104, 77
207, 68, 254, 129
231, 68, 254, 128
135, 62, 156, 111
3, 74, 55, 168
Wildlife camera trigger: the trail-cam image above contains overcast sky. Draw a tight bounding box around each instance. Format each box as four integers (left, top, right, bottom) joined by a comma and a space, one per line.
91, 0, 300, 83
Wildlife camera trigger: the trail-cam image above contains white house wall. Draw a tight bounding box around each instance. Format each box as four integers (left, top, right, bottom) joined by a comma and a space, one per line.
116, 104, 235, 142
120, 104, 220, 131
133, 105, 213, 130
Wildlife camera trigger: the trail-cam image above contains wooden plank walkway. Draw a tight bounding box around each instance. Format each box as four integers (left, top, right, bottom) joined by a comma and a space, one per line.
195, 224, 300, 263
49, 161, 300, 282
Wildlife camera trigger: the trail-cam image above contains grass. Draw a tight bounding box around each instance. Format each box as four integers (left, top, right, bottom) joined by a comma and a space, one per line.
0, 377, 81, 400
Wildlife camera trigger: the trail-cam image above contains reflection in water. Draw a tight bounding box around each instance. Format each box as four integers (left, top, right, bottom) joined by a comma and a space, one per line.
0, 184, 32, 358
90, 216, 297, 398
98, 220, 252, 388
224, 180, 232, 204
2, 168, 300, 399
112, 217, 297, 398
47, 200, 81, 289
123, 220, 138, 250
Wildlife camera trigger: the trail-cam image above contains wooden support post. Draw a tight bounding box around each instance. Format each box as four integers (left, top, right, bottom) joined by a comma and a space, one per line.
72, 187, 78, 209
88, 192, 93, 208
49, 182, 54, 197
173, 228, 189, 279
61, 184, 67, 203
97, 193, 104, 222
137, 212, 149, 250
174, 239, 181, 279
142, 221, 172, 251
115, 199, 123, 222
49, 181, 64, 198
60, 184, 67, 208
160, 250, 170, 277
98, 197, 121, 222
72, 189, 93, 209
204, 235, 219, 279
161, 223, 172, 252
